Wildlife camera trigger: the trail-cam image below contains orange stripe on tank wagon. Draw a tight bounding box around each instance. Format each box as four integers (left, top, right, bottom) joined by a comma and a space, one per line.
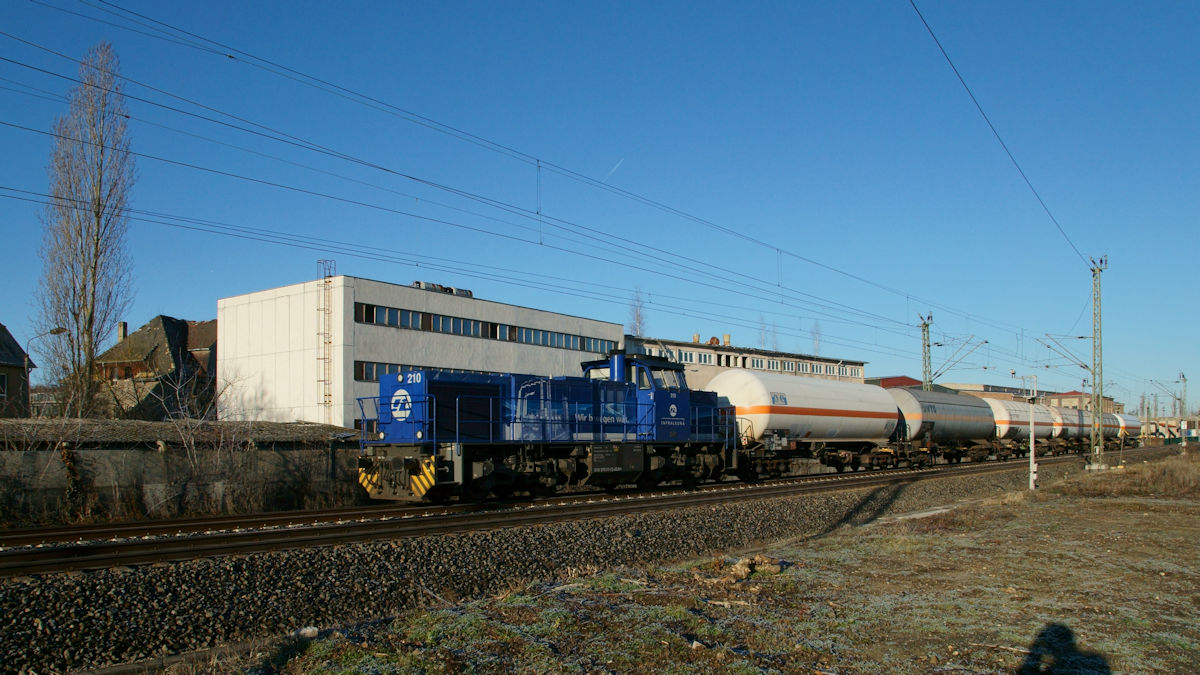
995, 419, 1119, 430
736, 405, 896, 419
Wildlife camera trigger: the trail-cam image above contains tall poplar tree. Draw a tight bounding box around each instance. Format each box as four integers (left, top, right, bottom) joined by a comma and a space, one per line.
35, 42, 135, 417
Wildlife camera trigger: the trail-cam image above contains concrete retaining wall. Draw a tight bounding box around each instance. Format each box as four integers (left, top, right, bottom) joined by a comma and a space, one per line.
0, 447, 365, 523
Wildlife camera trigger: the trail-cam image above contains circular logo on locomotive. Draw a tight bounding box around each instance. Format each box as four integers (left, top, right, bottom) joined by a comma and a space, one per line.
669, 404, 678, 417
390, 388, 413, 421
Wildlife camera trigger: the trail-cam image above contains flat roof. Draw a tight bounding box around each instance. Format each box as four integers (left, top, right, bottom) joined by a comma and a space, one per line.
219, 275, 623, 329
632, 335, 865, 366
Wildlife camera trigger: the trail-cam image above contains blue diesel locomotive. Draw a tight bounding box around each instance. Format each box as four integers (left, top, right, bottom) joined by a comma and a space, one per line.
356, 352, 736, 502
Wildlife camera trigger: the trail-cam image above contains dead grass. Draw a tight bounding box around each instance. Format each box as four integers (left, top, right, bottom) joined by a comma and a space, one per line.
208, 456, 1199, 674
1052, 449, 1200, 499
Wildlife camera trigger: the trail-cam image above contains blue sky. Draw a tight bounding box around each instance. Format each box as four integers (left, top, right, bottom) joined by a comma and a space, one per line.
2, 1, 1196, 413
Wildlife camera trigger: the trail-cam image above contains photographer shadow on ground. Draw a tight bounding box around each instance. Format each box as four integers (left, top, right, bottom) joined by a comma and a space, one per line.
1017, 622, 1111, 674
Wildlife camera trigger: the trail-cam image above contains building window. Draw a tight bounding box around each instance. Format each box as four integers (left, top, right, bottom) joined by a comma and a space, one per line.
697, 353, 713, 365
767, 359, 780, 371
825, 364, 835, 375
783, 361, 795, 372
838, 365, 848, 377
750, 358, 765, 369
358, 299, 619, 356
0, 373, 6, 399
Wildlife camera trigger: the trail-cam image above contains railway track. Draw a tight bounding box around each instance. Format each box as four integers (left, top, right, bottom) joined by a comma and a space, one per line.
0, 446, 1169, 578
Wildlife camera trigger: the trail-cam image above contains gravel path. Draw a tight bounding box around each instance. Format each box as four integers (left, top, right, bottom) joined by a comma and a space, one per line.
1, 461, 1081, 672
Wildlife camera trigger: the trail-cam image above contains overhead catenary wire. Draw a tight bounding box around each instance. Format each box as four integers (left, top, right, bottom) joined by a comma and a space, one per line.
907, 0, 1090, 268
2, 10, 1112, 391
0, 115, 1053, 383
17, 1, 1042, 336
1, 185, 920, 362
0, 43, 920, 333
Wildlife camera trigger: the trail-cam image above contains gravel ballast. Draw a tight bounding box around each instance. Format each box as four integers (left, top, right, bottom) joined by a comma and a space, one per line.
2, 461, 1083, 672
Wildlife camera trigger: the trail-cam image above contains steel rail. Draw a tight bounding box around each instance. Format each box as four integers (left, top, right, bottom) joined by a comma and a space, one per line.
0, 462, 943, 547
0, 446, 1170, 578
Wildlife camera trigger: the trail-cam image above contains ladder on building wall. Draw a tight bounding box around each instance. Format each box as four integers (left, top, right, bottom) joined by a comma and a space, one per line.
317, 260, 336, 424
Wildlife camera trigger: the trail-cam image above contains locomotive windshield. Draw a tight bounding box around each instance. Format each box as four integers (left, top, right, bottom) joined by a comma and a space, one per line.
651, 367, 683, 390
584, 364, 684, 390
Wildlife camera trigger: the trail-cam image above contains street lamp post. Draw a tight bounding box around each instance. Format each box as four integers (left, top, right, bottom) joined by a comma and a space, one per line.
24, 327, 66, 416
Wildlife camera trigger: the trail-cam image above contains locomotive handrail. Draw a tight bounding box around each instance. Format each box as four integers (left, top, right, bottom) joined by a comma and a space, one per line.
357, 393, 436, 446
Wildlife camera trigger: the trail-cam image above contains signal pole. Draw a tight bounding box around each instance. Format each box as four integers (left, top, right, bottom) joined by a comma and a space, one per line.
1089, 256, 1107, 470
920, 313, 933, 391
1013, 372, 1038, 490
1181, 372, 1189, 449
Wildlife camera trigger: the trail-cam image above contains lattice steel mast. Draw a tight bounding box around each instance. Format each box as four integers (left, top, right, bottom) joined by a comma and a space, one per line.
1089, 256, 1107, 468
920, 313, 933, 391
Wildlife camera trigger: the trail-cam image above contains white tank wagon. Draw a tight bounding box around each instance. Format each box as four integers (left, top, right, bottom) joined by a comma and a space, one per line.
706, 370, 904, 471
1041, 407, 1115, 455
1115, 413, 1142, 439
1048, 407, 1089, 440
981, 398, 1056, 458
886, 387, 996, 462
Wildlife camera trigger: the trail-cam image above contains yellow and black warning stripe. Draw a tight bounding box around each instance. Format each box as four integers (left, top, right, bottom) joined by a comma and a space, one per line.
409, 455, 438, 499
358, 463, 382, 494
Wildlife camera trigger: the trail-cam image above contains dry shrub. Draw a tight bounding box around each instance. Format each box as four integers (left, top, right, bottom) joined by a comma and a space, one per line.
1054, 452, 1200, 499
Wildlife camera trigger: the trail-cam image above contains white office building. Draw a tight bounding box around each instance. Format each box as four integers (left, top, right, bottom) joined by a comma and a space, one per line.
217, 276, 622, 427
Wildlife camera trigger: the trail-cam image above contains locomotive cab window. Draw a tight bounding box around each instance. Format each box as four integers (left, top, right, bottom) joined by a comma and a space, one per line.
649, 367, 683, 390
637, 368, 652, 390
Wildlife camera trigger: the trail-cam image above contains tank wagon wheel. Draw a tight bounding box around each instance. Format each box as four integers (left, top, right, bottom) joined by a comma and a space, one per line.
636, 474, 661, 491
525, 482, 555, 499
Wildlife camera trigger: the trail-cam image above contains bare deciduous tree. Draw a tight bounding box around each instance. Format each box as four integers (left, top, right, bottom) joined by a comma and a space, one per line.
35, 42, 135, 417
628, 288, 646, 337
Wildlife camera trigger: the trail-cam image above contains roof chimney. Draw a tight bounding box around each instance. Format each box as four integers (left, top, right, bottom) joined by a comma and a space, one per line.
118, 322, 128, 342
692, 333, 700, 344
723, 333, 731, 346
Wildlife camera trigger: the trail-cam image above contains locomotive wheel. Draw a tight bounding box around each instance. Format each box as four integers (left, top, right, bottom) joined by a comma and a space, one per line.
424, 486, 451, 505
735, 466, 759, 483
462, 478, 492, 502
